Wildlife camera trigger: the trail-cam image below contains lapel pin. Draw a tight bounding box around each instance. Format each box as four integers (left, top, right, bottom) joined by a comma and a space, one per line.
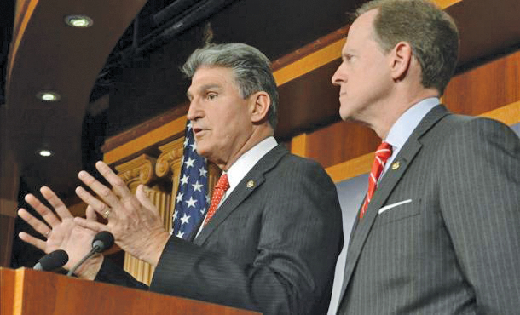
246, 180, 255, 188
391, 161, 400, 170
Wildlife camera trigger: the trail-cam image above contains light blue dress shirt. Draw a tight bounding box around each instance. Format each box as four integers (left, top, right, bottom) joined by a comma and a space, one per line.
382, 97, 440, 176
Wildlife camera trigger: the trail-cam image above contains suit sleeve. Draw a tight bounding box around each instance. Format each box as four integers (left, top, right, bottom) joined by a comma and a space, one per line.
150, 160, 344, 314
439, 118, 520, 313
94, 256, 149, 290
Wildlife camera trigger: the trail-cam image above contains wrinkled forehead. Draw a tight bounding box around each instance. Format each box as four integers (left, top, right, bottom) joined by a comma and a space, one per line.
187, 66, 237, 94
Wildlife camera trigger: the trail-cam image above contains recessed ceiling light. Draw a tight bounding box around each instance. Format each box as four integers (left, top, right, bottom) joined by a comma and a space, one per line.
37, 91, 61, 102
38, 150, 53, 157
65, 15, 93, 28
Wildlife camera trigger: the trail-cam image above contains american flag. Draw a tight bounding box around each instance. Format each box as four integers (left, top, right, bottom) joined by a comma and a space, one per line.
171, 121, 209, 239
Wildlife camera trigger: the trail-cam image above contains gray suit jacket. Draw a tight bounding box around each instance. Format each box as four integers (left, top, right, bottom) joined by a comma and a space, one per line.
97, 145, 343, 315
338, 105, 520, 314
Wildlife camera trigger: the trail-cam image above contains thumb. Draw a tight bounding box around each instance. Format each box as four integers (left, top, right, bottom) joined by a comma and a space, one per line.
74, 217, 105, 233
85, 205, 97, 221
136, 185, 156, 211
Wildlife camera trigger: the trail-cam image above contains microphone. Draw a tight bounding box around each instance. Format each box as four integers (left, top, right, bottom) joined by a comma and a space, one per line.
91, 231, 115, 253
66, 231, 114, 277
33, 249, 69, 271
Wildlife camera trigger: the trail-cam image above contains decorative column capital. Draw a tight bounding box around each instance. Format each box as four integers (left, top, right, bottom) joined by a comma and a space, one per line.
115, 154, 156, 191
156, 137, 184, 178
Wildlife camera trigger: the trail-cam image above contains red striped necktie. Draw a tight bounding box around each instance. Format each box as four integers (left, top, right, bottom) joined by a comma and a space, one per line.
204, 174, 230, 224
360, 142, 392, 219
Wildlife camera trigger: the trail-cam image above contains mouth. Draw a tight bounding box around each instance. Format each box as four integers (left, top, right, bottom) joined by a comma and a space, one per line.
193, 128, 205, 136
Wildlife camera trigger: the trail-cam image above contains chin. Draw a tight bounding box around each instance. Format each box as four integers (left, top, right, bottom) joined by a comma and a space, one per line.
198, 150, 210, 159
339, 106, 353, 121
194, 144, 209, 158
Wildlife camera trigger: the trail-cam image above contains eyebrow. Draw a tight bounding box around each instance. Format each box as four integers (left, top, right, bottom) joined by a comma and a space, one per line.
187, 83, 222, 99
343, 47, 357, 55
341, 48, 358, 59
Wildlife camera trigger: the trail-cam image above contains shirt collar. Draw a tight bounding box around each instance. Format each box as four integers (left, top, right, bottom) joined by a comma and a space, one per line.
381, 97, 439, 176
385, 97, 440, 150
225, 136, 277, 195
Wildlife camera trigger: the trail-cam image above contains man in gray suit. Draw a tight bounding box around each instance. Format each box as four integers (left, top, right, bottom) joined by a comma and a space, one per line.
19, 43, 343, 314
332, 0, 520, 314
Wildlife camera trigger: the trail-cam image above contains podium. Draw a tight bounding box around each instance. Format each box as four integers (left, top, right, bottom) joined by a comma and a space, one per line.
0, 267, 260, 314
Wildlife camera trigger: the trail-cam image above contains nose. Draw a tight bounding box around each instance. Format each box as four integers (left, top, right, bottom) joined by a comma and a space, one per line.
187, 98, 203, 121
331, 63, 346, 86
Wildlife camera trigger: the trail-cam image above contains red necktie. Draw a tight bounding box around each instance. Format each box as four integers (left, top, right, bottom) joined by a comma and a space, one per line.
204, 174, 230, 224
360, 142, 392, 219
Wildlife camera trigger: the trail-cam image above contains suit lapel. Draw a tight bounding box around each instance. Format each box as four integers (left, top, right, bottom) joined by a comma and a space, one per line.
340, 105, 450, 299
194, 145, 288, 245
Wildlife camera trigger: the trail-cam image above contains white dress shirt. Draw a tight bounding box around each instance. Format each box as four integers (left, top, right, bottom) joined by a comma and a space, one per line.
197, 136, 278, 234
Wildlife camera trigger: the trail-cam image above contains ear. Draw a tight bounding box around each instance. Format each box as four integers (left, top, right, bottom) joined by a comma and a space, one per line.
249, 92, 271, 124
390, 41, 413, 81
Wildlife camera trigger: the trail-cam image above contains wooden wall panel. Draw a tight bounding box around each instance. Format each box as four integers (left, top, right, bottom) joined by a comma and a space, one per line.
276, 60, 342, 141
444, 50, 519, 115
306, 121, 379, 170
103, 40, 520, 187
302, 49, 520, 181
103, 49, 520, 184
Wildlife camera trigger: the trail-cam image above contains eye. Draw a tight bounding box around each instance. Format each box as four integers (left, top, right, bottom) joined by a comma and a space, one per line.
206, 92, 217, 100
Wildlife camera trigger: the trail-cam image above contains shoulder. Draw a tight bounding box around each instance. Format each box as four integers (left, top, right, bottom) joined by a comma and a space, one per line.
261, 147, 342, 222
423, 110, 519, 149
275, 149, 333, 181
431, 115, 520, 176
440, 114, 519, 147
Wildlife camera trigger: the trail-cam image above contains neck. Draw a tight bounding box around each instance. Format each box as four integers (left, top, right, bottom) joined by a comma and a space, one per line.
371, 88, 438, 139
218, 125, 273, 171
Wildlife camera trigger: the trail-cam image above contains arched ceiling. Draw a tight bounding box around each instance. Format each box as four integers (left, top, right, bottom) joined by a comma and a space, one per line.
3, 0, 148, 195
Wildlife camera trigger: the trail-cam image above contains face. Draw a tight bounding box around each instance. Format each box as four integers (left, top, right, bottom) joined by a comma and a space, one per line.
187, 66, 254, 166
332, 9, 393, 123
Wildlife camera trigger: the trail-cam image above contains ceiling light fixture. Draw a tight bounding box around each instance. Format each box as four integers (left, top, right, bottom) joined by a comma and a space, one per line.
37, 91, 61, 102
38, 150, 53, 157
64, 15, 93, 28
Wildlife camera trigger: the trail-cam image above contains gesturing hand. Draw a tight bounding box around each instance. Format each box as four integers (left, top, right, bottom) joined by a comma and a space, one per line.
18, 186, 103, 279
74, 161, 170, 267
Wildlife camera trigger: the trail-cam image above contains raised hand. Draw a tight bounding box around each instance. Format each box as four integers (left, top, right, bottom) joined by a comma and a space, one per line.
74, 161, 170, 267
18, 186, 102, 279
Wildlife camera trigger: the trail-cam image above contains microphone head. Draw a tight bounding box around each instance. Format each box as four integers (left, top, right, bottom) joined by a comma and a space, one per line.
34, 249, 69, 271
91, 231, 114, 253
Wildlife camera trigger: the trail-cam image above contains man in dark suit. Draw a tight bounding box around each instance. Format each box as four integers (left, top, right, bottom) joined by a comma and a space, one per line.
18, 43, 343, 314
332, 0, 520, 314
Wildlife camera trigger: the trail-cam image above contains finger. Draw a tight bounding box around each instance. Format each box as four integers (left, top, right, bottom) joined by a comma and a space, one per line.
18, 208, 52, 238
25, 194, 61, 228
85, 205, 97, 221
78, 170, 122, 209
19, 231, 47, 251
136, 185, 156, 212
95, 161, 133, 200
74, 217, 106, 233
40, 186, 73, 220
75, 186, 114, 220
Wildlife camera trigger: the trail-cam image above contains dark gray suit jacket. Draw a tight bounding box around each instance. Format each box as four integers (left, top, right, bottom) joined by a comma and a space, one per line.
97, 145, 343, 315
337, 105, 520, 314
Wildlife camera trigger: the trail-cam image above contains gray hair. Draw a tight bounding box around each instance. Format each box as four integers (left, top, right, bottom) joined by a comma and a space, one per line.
182, 43, 279, 128
357, 0, 459, 95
